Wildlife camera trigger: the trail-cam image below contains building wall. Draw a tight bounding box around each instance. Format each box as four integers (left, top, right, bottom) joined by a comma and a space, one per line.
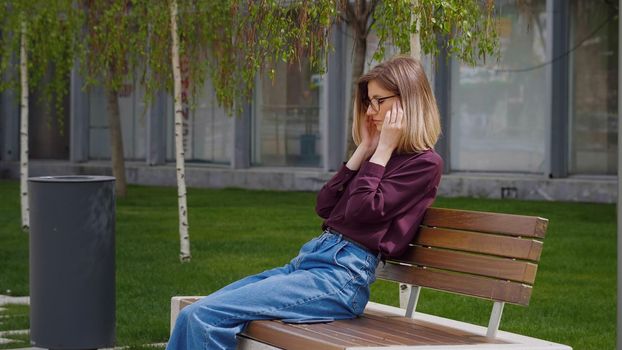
0, 0, 618, 203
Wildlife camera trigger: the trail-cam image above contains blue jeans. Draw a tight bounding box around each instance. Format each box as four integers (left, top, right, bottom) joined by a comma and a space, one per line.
166, 231, 379, 350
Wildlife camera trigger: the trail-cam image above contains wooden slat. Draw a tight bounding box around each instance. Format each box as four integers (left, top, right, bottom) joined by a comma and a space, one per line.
243, 320, 352, 350
393, 246, 538, 284
375, 263, 533, 306
361, 310, 507, 344
350, 314, 472, 345
339, 316, 457, 345
297, 321, 403, 346
423, 208, 548, 238
415, 227, 544, 261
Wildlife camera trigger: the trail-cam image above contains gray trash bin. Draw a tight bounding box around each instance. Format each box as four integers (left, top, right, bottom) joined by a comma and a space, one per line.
29, 175, 115, 349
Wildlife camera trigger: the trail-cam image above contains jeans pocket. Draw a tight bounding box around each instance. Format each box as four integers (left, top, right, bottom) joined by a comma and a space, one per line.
350, 283, 371, 315
332, 242, 357, 281
291, 236, 322, 268
332, 242, 373, 283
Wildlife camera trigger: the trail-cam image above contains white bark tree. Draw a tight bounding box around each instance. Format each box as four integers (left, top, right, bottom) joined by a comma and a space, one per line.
0, 1, 81, 231
169, 0, 191, 262
19, 18, 28, 231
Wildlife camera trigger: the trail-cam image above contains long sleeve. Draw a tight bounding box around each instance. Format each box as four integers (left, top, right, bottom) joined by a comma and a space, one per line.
343, 156, 442, 224
318, 149, 443, 258
315, 164, 358, 219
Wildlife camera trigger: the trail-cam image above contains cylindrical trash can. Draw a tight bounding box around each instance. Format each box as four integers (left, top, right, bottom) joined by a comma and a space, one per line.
29, 175, 115, 349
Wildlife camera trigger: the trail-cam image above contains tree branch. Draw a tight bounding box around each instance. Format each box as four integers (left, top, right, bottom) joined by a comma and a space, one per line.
364, 0, 380, 20
339, 13, 350, 24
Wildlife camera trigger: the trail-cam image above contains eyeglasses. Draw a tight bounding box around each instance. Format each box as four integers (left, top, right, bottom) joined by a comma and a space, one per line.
364, 94, 400, 112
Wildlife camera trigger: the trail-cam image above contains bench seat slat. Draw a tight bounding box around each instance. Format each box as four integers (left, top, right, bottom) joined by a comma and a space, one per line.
301, 321, 405, 346
394, 246, 538, 284
351, 314, 474, 345
375, 263, 533, 306
423, 208, 548, 238
243, 320, 353, 350
242, 313, 510, 349
416, 227, 544, 261
362, 309, 480, 338
361, 311, 507, 344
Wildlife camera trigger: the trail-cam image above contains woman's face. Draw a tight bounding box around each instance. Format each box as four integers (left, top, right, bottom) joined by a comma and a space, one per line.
366, 80, 400, 131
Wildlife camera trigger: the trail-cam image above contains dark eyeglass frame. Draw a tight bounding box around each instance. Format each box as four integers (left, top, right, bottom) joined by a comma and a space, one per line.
365, 94, 400, 112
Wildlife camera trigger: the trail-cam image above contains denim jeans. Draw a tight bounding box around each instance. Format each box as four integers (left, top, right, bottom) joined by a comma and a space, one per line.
166, 231, 379, 350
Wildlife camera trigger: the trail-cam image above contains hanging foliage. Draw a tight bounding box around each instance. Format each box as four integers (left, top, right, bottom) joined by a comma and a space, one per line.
0, 0, 82, 118
0, 0, 82, 231
132, 0, 339, 114
372, 0, 498, 63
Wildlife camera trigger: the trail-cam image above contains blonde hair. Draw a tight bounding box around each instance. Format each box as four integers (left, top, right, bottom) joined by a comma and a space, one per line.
352, 55, 441, 153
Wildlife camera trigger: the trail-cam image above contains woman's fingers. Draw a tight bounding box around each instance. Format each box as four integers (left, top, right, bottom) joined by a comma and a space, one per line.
383, 102, 402, 128
383, 108, 391, 126
396, 102, 404, 127
391, 103, 398, 124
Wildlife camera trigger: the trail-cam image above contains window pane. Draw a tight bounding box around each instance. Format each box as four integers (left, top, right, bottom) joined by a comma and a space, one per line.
166, 80, 232, 164
450, 0, 547, 173
88, 85, 110, 160
190, 79, 232, 164
88, 81, 147, 161
252, 59, 322, 167
569, 0, 618, 175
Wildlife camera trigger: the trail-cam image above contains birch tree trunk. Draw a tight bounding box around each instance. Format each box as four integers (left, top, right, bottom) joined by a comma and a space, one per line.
106, 88, 127, 198
169, 0, 191, 262
19, 19, 29, 232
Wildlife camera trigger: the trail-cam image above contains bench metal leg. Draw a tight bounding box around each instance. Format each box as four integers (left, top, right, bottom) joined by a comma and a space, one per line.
399, 283, 411, 309
405, 285, 421, 319
486, 301, 505, 338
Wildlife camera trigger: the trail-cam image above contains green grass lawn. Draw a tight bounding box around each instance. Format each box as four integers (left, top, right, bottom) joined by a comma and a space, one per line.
0, 179, 615, 349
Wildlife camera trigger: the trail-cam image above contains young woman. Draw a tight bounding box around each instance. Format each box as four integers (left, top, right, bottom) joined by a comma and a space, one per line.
166, 55, 443, 350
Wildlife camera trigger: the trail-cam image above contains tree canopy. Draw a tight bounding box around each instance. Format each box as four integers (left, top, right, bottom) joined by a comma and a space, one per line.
0, 0, 82, 117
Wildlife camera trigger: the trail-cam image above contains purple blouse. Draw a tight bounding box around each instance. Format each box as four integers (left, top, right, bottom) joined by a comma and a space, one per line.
316, 149, 443, 258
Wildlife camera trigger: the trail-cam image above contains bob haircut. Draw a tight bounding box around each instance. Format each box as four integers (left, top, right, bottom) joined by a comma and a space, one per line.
353, 55, 441, 154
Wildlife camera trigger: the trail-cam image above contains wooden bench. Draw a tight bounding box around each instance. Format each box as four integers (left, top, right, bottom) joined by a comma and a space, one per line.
170, 208, 573, 349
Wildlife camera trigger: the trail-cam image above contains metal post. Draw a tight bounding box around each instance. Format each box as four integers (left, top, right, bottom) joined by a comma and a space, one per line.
486, 301, 505, 338
405, 285, 421, 319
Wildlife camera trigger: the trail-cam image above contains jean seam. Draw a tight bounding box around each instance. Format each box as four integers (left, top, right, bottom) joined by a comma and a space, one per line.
333, 241, 357, 280
213, 273, 358, 327
294, 236, 327, 269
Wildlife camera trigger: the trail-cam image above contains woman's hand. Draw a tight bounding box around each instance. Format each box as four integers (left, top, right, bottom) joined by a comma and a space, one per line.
370, 102, 404, 166
346, 116, 380, 171
359, 115, 380, 158
377, 101, 404, 152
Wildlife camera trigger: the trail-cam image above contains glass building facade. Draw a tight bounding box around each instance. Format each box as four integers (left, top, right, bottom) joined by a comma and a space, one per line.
568, 0, 618, 175
0, 0, 618, 199
450, 0, 548, 174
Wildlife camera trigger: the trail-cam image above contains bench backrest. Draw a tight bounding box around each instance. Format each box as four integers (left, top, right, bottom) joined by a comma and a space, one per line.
375, 207, 548, 306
